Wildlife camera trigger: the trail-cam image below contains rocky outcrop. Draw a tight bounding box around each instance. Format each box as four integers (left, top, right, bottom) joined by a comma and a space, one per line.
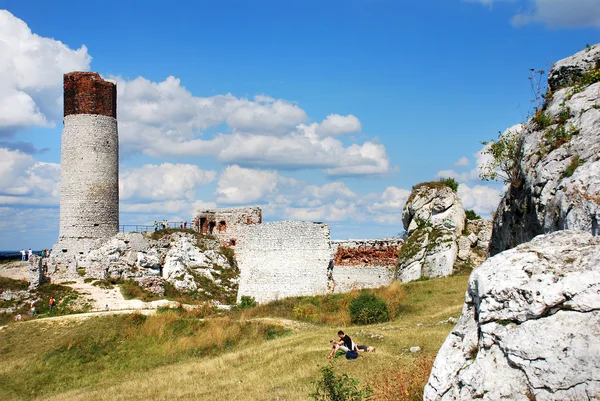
456, 219, 492, 266
398, 183, 465, 282
49, 232, 239, 303
491, 44, 600, 255
424, 230, 600, 401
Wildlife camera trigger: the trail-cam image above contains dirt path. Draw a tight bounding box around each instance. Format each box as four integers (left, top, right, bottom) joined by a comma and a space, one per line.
0, 261, 29, 281
64, 280, 174, 311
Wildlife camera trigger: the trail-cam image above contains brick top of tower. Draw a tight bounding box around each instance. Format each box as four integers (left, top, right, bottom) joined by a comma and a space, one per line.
64, 72, 116, 118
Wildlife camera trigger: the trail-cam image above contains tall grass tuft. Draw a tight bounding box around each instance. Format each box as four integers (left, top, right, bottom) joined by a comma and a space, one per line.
371, 354, 436, 401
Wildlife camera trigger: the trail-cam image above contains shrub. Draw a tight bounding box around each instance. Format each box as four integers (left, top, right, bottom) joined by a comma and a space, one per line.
349, 292, 389, 325
563, 155, 583, 178
238, 295, 257, 309
310, 363, 373, 401
464, 209, 480, 221
532, 110, 553, 129
480, 129, 521, 186
441, 177, 458, 192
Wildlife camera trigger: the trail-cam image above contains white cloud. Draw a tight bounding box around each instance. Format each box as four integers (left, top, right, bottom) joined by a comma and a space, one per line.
120, 200, 194, 214
301, 182, 357, 202
119, 163, 216, 202
457, 183, 503, 215
216, 165, 289, 204
226, 99, 307, 133
113, 75, 390, 176
454, 156, 470, 167
281, 203, 359, 222
512, 0, 600, 28
0, 148, 60, 205
316, 114, 361, 137
0, 10, 91, 135
467, 0, 600, 28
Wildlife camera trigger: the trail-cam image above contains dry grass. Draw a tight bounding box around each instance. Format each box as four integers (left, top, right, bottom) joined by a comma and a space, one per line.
371, 354, 436, 401
0, 274, 469, 401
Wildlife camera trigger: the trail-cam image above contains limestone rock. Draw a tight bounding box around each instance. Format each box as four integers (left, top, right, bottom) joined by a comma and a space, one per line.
456, 237, 471, 261
46, 231, 238, 301
424, 230, 600, 401
490, 43, 600, 255
398, 184, 465, 282
548, 44, 600, 91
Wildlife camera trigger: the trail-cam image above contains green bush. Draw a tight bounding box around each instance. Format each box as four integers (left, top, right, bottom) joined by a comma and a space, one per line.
442, 177, 459, 192
238, 295, 257, 309
349, 292, 389, 325
465, 209, 481, 221
310, 363, 373, 401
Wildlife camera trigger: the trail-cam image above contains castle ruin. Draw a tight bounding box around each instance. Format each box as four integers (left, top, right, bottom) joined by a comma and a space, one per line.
46, 72, 402, 302
51, 72, 119, 266
194, 207, 403, 303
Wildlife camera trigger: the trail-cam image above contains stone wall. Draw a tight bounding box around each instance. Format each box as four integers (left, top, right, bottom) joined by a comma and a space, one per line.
235, 221, 331, 303
192, 207, 261, 245
329, 239, 401, 292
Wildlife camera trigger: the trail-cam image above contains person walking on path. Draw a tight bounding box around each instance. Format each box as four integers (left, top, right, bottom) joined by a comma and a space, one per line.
20, 249, 26, 261
49, 297, 56, 312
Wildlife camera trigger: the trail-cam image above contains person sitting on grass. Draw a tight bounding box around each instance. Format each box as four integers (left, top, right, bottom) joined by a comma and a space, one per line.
328, 330, 358, 359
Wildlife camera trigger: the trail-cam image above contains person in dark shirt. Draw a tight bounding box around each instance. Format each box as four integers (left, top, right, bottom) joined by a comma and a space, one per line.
328, 330, 357, 358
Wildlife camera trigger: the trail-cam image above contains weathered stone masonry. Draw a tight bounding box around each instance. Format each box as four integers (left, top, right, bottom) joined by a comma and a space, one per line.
54, 72, 119, 259
192, 207, 261, 245
330, 239, 401, 293
235, 221, 331, 303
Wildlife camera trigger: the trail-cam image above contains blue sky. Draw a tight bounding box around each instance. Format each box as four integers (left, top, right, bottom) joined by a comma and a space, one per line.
0, 0, 599, 250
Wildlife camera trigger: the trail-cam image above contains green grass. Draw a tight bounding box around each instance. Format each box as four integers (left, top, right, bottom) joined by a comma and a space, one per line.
563, 155, 583, 178
0, 276, 28, 291
0, 274, 470, 401
0, 312, 288, 400
238, 282, 405, 326
0, 279, 88, 325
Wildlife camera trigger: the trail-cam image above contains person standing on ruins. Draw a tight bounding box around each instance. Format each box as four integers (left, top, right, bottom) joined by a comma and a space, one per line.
27, 248, 32, 261
20, 249, 26, 261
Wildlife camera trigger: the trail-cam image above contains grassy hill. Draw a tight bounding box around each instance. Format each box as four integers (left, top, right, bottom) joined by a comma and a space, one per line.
0, 273, 469, 401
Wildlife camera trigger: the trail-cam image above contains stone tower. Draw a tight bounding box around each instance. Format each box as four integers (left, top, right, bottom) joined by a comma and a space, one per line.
54, 72, 119, 256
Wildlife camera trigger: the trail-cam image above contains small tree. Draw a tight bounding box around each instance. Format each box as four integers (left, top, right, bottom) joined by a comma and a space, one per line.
465, 209, 481, 221
310, 363, 373, 401
479, 129, 521, 186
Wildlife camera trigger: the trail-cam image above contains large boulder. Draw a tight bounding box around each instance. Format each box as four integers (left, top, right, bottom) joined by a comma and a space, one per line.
424, 230, 600, 400
398, 183, 466, 282
490, 44, 600, 255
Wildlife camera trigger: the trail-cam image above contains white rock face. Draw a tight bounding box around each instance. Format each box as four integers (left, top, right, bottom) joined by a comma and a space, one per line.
398, 185, 465, 282
47, 232, 237, 300
491, 43, 600, 255
424, 230, 600, 401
